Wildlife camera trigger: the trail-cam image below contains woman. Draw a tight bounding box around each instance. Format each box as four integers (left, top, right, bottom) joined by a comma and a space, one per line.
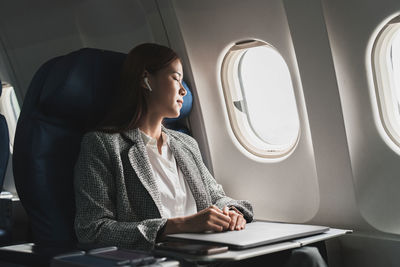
74, 43, 252, 250
74, 43, 327, 266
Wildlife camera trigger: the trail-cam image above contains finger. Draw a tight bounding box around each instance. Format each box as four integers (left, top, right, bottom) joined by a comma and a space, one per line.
217, 212, 232, 223
209, 209, 231, 223
210, 216, 231, 230
242, 220, 246, 229
237, 216, 245, 230
206, 220, 225, 232
233, 215, 240, 230
223, 206, 229, 216
211, 217, 231, 230
235, 216, 241, 230
241, 216, 246, 229
229, 213, 238, 231
210, 205, 224, 214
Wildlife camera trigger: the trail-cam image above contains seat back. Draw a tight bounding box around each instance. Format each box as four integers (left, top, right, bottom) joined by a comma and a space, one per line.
13, 48, 192, 247
0, 82, 10, 191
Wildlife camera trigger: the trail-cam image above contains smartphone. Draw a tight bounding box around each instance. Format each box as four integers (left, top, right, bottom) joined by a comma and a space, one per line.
88, 247, 160, 265
156, 241, 228, 255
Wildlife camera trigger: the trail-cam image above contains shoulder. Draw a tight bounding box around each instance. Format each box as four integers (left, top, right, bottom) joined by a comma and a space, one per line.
81, 130, 128, 153
82, 130, 119, 145
164, 128, 199, 149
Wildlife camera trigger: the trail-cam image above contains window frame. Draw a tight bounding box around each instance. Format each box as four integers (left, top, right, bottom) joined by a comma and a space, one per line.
372, 16, 400, 147
220, 40, 300, 158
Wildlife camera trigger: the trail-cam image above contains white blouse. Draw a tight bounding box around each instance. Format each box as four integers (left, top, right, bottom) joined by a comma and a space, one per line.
140, 130, 197, 218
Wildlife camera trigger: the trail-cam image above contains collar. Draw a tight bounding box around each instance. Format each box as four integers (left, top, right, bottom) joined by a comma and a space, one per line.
121, 125, 170, 145
139, 129, 170, 147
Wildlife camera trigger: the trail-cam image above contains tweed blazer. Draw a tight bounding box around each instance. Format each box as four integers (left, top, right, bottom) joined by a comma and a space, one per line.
74, 127, 253, 250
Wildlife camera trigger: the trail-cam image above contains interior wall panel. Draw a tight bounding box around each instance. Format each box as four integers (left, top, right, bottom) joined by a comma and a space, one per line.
0, 0, 164, 103
323, 0, 400, 234
283, 0, 366, 229
169, 0, 320, 223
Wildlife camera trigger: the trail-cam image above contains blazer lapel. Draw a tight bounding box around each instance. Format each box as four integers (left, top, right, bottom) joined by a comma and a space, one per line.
123, 129, 165, 217
168, 133, 211, 211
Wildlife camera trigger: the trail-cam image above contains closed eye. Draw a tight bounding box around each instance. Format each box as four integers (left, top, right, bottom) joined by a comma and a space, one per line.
173, 77, 182, 83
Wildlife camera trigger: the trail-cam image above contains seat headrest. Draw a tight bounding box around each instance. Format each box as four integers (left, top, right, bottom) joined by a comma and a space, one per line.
37, 48, 192, 130
38, 48, 126, 129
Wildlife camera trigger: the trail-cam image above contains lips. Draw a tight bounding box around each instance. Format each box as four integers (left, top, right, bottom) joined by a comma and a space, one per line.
177, 99, 183, 105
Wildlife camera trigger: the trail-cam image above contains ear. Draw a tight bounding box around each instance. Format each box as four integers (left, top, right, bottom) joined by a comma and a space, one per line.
141, 70, 149, 88
142, 71, 153, 91
142, 70, 149, 78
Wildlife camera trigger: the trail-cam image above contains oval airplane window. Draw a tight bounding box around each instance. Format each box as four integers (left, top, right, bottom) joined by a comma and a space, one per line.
372, 16, 400, 147
221, 40, 300, 158
0, 82, 20, 152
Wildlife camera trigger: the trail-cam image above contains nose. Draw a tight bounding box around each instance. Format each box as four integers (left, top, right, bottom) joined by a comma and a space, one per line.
179, 82, 187, 96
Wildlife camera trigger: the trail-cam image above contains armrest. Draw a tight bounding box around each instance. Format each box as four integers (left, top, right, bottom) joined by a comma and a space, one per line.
0, 243, 81, 267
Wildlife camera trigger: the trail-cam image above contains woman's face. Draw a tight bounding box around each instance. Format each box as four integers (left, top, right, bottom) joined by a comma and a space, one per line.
146, 59, 186, 119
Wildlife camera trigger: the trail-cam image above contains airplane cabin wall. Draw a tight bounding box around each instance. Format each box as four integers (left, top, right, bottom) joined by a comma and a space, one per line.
0, 0, 167, 103
282, 0, 364, 229
322, 0, 400, 266
161, 0, 400, 266
323, 0, 400, 236
165, 0, 321, 223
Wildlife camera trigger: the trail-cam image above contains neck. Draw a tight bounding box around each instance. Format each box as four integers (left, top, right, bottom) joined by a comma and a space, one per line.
138, 113, 163, 140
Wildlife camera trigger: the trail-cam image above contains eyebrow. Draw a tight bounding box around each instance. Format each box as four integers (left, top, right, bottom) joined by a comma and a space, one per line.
173, 71, 182, 76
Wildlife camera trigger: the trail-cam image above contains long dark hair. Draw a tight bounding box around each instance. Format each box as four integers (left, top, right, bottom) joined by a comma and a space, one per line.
98, 43, 180, 133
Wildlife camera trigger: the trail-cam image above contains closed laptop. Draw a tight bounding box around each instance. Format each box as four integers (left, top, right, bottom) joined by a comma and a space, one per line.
167, 221, 329, 250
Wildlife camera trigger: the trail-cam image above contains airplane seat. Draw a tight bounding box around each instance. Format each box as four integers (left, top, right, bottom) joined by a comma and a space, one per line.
7, 48, 192, 266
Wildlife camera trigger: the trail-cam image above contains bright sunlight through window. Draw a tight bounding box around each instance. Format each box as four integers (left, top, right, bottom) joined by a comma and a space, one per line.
0, 82, 20, 152
221, 40, 300, 158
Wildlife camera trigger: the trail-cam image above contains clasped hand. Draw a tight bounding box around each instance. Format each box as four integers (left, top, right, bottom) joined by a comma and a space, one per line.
185, 205, 246, 232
